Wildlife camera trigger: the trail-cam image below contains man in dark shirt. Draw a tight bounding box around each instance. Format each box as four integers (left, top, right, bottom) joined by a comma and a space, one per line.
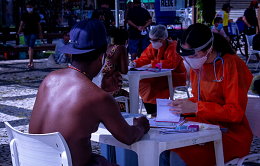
91, 0, 115, 44
242, 1, 260, 62
127, 0, 152, 60
243, 1, 259, 35
17, 1, 43, 69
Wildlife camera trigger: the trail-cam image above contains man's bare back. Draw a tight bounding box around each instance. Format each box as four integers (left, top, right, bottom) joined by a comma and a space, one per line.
29, 68, 149, 166
29, 18, 149, 166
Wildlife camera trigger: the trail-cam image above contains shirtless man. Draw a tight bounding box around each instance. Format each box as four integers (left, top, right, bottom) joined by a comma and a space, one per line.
29, 19, 150, 166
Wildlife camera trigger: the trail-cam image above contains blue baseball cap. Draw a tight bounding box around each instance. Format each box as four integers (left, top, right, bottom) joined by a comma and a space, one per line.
59, 19, 107, 54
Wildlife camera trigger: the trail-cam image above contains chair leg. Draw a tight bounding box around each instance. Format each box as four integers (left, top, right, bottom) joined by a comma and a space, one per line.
246, 54, 251, 65
139, 98, 143, 114
256, 62, 260, 70
125, 99, 129, 113
173, 88, 175, 100
186, 89, 190, 99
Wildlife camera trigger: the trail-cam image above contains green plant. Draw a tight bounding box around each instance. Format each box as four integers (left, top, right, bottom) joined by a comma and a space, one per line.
195, 0, 215, 27
195, 0, 204, 23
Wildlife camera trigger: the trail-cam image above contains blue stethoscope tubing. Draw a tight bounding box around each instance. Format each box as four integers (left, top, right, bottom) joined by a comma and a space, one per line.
198, 52, 224, 101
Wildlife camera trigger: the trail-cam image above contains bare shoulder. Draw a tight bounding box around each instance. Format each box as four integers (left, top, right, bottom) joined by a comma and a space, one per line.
114, 45, 126, 57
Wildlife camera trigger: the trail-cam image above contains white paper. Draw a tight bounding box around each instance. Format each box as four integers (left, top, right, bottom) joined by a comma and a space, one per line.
148, 118, 174, 128
156, 99, 180, 122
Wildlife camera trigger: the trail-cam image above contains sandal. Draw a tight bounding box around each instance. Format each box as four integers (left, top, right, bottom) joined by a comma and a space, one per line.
27, 64, 34, 70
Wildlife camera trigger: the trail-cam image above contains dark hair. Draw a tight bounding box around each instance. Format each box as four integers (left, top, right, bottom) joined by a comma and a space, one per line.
26, 1, 35, 7
111, 28, 128, 45
214, 17, 222, 24
127, 2, 134, 9
222, 3, 231, 11
181, 23, 235, 55
72, 43, 107, 64
133, 0, 141, 4
62, 31, 69, 38
101, 0, 109, 5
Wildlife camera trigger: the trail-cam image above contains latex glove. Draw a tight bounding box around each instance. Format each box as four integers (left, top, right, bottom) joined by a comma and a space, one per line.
129, 61, 136, 68
141, 64, 152, 68
168, 99, 197, 114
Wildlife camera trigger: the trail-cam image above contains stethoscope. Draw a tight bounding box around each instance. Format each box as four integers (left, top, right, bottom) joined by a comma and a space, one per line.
198, 52, 224, 101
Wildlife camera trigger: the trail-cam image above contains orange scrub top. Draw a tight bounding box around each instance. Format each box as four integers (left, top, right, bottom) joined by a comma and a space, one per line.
171, 53, 253, 166
134, 40, 187, 104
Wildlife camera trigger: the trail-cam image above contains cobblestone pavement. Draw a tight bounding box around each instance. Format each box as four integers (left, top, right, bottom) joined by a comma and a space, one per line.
0, 53, 260, 165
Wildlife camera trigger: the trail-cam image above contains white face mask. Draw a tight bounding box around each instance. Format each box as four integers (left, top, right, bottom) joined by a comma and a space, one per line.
152, 42, 163, 49
27, 8, 33, 13
184, 46, 212, 69
95, 53, 106, 77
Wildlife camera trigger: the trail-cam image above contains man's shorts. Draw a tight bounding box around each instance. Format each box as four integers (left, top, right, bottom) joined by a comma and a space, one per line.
24, 34, 37, 50
129, 34, 149, 55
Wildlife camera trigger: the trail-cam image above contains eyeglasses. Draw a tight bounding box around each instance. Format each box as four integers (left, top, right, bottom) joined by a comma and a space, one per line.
150, 38, 161, 42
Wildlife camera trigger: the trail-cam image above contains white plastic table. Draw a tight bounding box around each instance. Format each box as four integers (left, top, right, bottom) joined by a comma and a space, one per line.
91, 118, 224, 166
122, 69, 173, 114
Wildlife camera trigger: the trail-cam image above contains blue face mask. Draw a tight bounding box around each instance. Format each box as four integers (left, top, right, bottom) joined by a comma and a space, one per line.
217, 23, 223, 30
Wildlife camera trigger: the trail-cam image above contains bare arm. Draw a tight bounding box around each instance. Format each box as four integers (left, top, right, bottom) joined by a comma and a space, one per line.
127, 20, 139, 29
98, 94, 149, 145
16, 21, 24, 38
119, 46, 128, 74
242, 16, 251, 28
37, 22, 43, 41
143, 19, 152, 29
223, 26, 229, 37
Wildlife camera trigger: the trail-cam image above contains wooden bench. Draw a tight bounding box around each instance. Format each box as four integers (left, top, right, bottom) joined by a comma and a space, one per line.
0, 33, 63, 54
0, 44, 56, 54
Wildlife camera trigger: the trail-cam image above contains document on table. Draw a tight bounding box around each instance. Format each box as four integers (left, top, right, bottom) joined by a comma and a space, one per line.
156, 99, 180, 122
128, 66, 174, 72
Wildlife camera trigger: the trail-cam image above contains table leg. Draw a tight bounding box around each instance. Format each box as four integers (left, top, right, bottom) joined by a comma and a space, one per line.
167, 74, 173, 100
214, 138, 224, 166
137, 153, 159, 166
133, 142, 160, 166
128, 75, 141, 114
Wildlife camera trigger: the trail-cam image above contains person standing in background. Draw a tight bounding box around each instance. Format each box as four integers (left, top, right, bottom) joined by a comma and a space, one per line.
215, 3, 233, 38
243, 1, 260, 63
124, 2, 134, 30
127, 0, 152, 60
91, 0, 115, 44
17, 1, 43, 69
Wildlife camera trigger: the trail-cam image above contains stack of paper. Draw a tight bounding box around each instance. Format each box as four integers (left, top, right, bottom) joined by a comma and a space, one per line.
156, 99, 180, 122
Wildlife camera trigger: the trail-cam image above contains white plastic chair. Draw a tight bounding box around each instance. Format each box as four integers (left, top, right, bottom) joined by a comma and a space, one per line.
245, 34, 260, 70
4, 122, 72, 166
173, 61, 191, 100
224, 96, 260, 165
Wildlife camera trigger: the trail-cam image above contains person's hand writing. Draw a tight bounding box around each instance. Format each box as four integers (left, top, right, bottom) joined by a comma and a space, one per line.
101, 67, 122, 92
168, 99, 197, 114
133, 116, 150, 134
129, 61, 136, 68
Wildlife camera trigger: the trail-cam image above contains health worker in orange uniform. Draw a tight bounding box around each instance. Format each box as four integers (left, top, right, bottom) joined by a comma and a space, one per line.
159, 23, 253, 166
129, 25, 187, 116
